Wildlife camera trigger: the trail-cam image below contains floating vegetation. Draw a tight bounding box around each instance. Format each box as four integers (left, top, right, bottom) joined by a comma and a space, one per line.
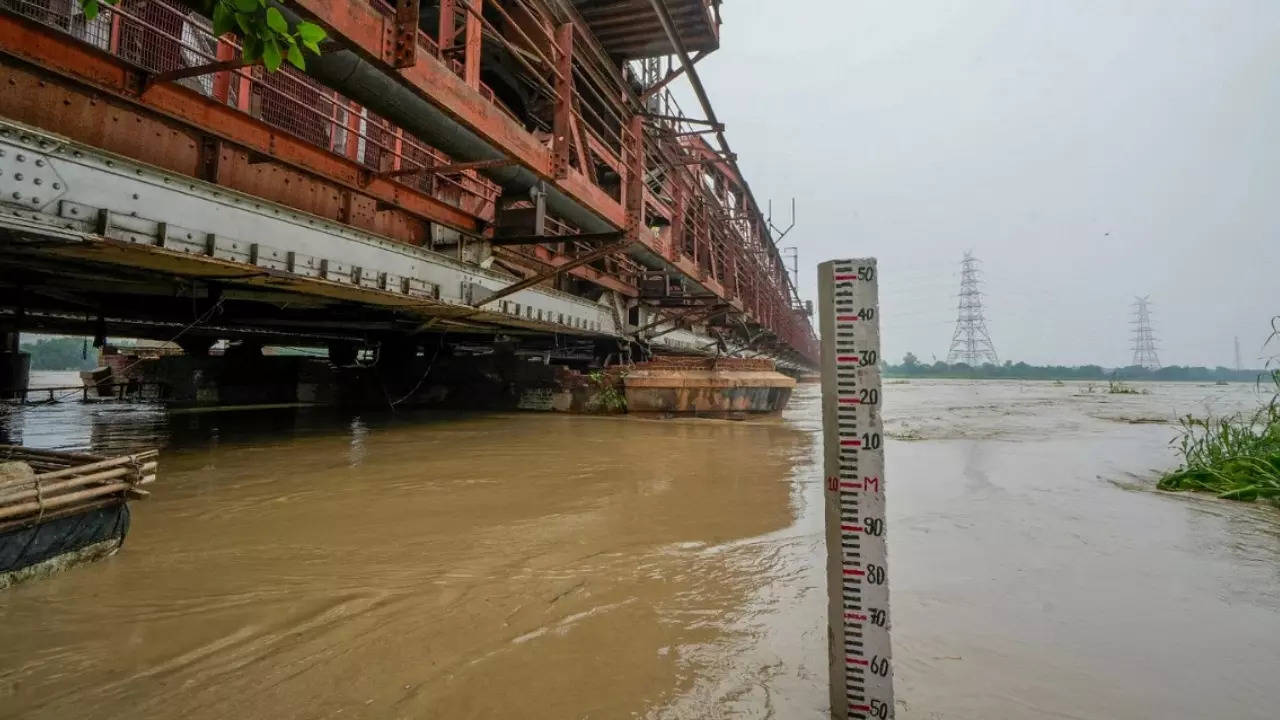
1107, 379, 1148, 395
1159, 369, 1280, 504
585, 370, 627, 413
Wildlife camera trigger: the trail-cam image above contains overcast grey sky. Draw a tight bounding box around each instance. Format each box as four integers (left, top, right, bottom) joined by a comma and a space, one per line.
692, 0, 1279, 367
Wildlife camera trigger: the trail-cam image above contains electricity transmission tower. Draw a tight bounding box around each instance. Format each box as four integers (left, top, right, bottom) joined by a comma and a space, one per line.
1130, 296, 1161, 369
1235, 336, 1243, 371
946, 252, 999, 365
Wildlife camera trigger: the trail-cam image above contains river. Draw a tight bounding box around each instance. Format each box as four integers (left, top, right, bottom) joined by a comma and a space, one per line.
2, 374, 1278, 719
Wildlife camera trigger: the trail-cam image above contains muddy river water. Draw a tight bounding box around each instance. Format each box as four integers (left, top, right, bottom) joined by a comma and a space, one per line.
2, 376, 1279, 719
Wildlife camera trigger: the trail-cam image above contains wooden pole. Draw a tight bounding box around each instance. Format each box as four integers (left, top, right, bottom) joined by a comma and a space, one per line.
0, 462, 157, 505
0, 482, 139, 522
32, 452, 157, 482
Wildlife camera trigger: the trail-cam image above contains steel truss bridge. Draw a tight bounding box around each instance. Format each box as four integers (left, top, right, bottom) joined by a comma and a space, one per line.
0, 0, 818, 369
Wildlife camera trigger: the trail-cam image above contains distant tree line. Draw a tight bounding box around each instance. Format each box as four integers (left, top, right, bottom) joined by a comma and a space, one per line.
19, 337, 98, 371
885, 352, 1266, 382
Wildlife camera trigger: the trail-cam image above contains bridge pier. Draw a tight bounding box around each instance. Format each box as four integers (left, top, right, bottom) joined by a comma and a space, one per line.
98, 338, 613, 411
0, 333, 30, 401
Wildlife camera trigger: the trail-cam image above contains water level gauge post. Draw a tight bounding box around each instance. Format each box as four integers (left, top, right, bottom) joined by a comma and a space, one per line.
818, 259, 893, 720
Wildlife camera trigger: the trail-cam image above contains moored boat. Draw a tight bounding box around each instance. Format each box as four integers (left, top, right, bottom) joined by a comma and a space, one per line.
0, 446, 157, 589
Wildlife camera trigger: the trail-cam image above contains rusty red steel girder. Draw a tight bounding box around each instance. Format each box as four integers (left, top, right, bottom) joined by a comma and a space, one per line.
0, 0, 818, 364
0, 6, 637, 297
271, 0, 814, 362
0, 14, 488, 236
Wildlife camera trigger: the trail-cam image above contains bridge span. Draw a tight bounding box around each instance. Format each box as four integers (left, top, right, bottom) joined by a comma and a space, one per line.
0, 0, 817, 402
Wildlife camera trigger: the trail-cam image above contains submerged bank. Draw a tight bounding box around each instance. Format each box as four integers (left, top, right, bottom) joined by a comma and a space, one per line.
1158, 371, 1280, 503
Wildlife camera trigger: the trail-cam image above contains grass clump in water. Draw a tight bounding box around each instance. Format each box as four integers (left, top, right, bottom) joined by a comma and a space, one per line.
1108, 379, 1147, 395
1158, 370, 1280, 503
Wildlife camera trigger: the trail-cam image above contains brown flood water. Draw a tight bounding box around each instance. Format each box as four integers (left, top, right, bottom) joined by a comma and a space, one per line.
3, 375, 1280, 719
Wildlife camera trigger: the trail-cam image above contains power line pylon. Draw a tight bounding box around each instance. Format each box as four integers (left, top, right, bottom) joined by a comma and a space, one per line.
946, 252, 999, 366
1234, 335, 1243, 371
1130, 296, 1161, 369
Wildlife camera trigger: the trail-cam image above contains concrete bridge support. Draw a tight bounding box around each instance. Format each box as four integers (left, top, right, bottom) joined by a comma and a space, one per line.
0, 333, 29, 400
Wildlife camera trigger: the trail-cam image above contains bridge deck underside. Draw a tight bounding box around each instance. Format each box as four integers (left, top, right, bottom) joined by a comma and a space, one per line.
573, 0, 719, 58
0, 119, 715, 356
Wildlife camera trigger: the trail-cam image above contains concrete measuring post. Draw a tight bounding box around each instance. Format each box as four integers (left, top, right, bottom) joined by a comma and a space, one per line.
819, 259, 893, 719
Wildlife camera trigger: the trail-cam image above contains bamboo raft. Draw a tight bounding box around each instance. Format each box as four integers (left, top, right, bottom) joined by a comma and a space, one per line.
0, 445, 158, 588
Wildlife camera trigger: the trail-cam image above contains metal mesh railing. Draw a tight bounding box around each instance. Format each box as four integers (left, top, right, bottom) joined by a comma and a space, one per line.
1, 0, 501, 219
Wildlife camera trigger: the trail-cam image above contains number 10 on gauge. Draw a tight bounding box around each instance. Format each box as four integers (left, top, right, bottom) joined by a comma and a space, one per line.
819, 259, 893, 719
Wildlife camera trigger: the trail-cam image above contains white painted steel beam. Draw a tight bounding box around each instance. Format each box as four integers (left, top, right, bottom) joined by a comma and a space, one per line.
0, 117, 720, 355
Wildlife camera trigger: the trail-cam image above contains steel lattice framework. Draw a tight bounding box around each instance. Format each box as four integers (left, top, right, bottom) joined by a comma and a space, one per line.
1130, 296, 1160, 369
946, 251, 999, 366
0, 0, 819, 367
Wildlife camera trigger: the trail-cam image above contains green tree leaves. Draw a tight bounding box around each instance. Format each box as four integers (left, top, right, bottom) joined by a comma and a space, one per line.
261, 36, 282, 71
79, 0, 326, 71
264, 6, 287, 33
210, 2, 234, 35
19, 337, 100, 372
296, 20, 325, 55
